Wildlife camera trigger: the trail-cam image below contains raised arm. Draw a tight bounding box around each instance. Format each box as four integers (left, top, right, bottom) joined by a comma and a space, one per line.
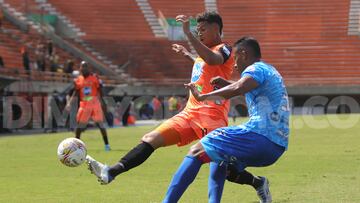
176, 15, 225, 65
172, 43, 196, 63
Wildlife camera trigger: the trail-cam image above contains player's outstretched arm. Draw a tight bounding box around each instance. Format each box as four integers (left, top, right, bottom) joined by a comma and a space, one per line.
172, 43, 196, 62
176, 15, 224, 65
185, 76, 258, 101
210, 76, 234, 88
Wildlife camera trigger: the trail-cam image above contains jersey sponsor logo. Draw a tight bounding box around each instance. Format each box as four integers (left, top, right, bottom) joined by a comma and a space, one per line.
83, 87, 92, 95
191, 61, 205, 82
195, 84, 203, 92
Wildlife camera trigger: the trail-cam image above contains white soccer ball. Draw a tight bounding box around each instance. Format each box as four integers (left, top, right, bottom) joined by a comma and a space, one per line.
57, 138, 87, 167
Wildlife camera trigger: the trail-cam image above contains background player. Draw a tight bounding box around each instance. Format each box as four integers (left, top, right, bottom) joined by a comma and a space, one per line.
163, 37, 290, 203
86, 12, 235, 201
66, 61, 111, 151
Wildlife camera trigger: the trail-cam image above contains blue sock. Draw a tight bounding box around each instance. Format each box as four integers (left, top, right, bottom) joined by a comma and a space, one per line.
208, 162, 226, 203
163, 156, 203, 203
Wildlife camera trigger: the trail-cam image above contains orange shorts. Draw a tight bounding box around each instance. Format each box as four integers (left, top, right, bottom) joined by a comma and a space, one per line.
76, 101, 104, 124
154, 110, 228, 146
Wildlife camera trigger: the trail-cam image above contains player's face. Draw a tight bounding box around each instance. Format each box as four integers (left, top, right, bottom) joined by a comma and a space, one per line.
80, 66, 90, 76
196, 22, 217, 46
234, 46, 247, 73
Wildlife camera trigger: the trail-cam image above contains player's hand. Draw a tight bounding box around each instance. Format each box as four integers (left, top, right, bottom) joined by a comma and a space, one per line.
175, 15, 191, 35
65, 104, 71, 112
210, 76, 229, 88
184, 83, 205, 101
172, 44, 190, 56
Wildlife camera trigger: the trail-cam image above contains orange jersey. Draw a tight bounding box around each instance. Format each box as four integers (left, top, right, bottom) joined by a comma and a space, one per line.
74, 74, 101, 103
185, 43, 234, 121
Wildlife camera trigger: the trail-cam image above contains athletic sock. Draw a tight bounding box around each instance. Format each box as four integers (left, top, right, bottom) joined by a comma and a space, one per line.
163, 156, 203, 203
108, 162, 125, 178
226, 165, 263, 189
208, 162, 226, 203
108, 142, 155, 177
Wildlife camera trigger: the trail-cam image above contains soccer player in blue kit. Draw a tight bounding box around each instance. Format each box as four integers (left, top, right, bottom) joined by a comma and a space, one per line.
162, 37, 290, 203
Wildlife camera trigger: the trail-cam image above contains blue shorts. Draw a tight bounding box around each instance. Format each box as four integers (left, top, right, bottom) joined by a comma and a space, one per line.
201, 126, 285, 171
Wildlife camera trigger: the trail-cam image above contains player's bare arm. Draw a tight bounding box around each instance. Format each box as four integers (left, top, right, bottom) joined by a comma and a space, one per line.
66, 88, 79, 111
175, 15, 224, 65
185, 76, 258, 101
98, 85, 107, 113
172, 43, 196, 62
210, 76, 235, 88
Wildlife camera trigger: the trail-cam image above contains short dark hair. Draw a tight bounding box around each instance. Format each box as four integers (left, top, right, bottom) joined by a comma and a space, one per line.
80, 61, 88, 68
196, 11, 223, 35
234, 37, 262, 58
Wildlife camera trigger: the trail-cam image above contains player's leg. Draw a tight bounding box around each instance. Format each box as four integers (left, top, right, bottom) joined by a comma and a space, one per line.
226, 165, 265, 188
192, 116, 228, 203
108, 112, 221, 180
227, 167, 272, 203
75, 107, 90, 139
106, 130, 165, 178
208, 162, 226, 203
86, 113, 196, 184
86, 129, 173, 184
92, 105, 110, 151
106, 117, 196, 178
95, 123, 110, 151
202, 127, 285, 203
75, 126, 83, 139
163, 142, 211, 203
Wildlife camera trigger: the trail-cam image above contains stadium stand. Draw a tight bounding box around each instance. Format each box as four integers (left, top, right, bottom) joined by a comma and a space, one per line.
218, 0, 360, 86
1, 0, 121, 86
0, 17, 78, 82
148, 0, 205, 18
0, 20, 22, 68
1, 0, 360, 86
46, 0, 193, 84
48, 0, 154, 40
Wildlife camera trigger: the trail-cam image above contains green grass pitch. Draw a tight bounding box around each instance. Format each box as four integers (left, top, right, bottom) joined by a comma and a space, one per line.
0, 115, 359, 203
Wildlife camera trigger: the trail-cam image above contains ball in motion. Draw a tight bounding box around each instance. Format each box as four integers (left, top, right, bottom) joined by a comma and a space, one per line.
57, 138, 87, 167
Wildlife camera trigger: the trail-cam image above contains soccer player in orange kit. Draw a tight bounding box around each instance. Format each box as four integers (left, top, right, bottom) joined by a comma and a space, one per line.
86, 12, 234, 201
66, 61, 111, 151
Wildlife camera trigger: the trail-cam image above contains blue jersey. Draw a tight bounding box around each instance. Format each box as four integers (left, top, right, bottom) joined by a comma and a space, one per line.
239, 61, 290, 149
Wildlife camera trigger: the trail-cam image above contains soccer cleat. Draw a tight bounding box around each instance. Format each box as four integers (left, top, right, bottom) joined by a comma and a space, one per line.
104, 144, 111, 151
256, 176, 272, 203
86, 155, 114, 185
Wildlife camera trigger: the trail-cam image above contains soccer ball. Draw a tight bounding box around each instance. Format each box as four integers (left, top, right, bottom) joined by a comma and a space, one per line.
57, 138, 87, 167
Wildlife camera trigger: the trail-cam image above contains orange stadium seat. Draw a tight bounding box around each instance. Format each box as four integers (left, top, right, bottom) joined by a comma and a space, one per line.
218, 0, 360, 86
148, 0, 205, 18
46, 0, 195, 84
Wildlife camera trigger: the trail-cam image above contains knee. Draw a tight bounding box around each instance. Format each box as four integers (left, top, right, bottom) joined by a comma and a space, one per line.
187, 144, 202, 157
142, 132, 155, 143
141, 132, 163, 149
